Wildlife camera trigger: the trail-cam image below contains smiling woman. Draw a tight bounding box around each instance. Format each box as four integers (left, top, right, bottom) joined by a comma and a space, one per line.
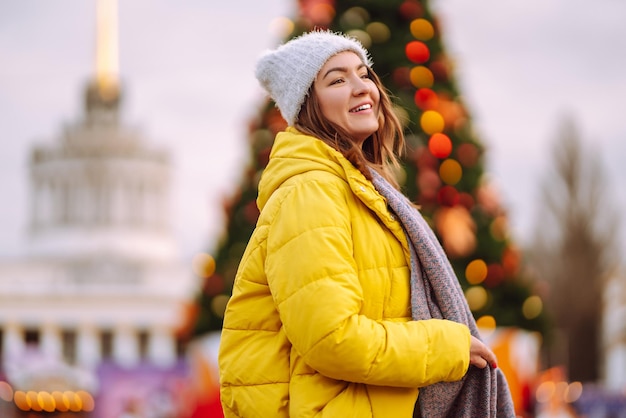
217, 30, 515, 418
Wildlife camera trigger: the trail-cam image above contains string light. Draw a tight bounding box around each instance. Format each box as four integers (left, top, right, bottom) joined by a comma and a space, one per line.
405, 40, 430, 63
409, 66, 434, 88
211, 294, 230, 318
522, 295, 543, 319
465, 286, 488, 311
428, 133, 452, 158
192, 253, 216, 279
366, 22, 391, 43
476, 315, 497, 331
8, 387, 95, 413
410, 18, 434, 40
414, 87, 438, 110
439, 159, 462, 185
466, 259, 488, 285
420, 110, 444, 134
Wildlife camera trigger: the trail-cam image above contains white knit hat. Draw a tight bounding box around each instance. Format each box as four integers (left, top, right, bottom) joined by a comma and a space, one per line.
255, 30, 373, 126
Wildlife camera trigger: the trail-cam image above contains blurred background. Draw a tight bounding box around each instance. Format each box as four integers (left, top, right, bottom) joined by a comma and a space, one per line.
0, 0, 625, 417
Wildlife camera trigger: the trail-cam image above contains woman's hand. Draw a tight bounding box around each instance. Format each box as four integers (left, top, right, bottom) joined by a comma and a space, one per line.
469, 336, 498, 369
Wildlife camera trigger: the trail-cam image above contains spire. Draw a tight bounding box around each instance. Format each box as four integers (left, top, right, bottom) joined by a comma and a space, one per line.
86, 0, 121, 111
96, 0, 119, 100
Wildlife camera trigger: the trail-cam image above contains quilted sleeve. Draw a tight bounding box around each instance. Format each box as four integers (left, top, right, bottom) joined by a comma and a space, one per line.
265, 175, 470, 388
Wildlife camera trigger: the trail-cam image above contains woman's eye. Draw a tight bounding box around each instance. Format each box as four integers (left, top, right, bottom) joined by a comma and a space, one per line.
330, 78, 344, 85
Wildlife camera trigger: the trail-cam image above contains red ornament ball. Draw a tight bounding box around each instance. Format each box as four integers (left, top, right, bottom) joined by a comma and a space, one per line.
392, 67, 411, 88
405, 41, 430, 64
437, 185, 459, 207
414, 88, 438, 110
399, 0, 423, 20
428, 133, 452, 158
457, 143, 480, 167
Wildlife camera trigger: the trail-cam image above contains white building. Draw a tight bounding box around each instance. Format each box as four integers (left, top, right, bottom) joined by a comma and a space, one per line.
0, 0, 197, 394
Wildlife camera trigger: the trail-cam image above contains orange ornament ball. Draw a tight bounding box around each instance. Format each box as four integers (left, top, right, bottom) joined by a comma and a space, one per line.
428, 133, 452, 158
410, 18, 435, 40
405, 41, 430, 63
439, 158, 463, 185
409, 66, 434, 88
420, 110, 444, 134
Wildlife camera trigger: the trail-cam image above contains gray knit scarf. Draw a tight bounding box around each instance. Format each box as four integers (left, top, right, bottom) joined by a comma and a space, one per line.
370, 170, 516, 418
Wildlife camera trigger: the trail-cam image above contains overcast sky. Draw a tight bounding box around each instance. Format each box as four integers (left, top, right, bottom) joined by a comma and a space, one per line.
1, 0, 625, 262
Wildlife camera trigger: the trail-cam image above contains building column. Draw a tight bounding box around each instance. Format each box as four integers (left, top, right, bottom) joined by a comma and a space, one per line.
113, 324, 139, 367
3, 323, 24, 363
148, 326, 176, 367
40, 323, 62, 362
77, 324, 100, 369
605, 341, 626, 390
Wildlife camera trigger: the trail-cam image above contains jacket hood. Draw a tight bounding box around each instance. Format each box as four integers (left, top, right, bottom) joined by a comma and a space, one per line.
257, 127, 358, 211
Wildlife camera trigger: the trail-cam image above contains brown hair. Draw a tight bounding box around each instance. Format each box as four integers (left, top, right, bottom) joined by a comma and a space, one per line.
294, 67, 405, 189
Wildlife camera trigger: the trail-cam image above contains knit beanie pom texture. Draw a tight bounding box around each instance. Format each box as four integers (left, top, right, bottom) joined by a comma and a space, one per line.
255, 30, 373, 126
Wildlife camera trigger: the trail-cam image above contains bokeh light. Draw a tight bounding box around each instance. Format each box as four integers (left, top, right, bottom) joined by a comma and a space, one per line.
522, 295, 543, 319
434, 205, 476, 257
410, 18, 434, 40
485, 263, 505, 287
392, 67, 411, 87
489, 215, 508, 241
399, 0, 423, 19
52, 391, 69, 412
429, 58, 450, 82
466, 259, 488, 285
405, 40, 430, 63
536, 381, 555, 404
456, 142, 480, 167
347, 29, 371, 48
308, 2, 336, 25
564, 382, 583, 403
341, 6, 369, 27
428, 133, 452, 158
37, 391, 56, 412
414, 87, 438, 110
417, 169, 441, 199
13, 391, 29, 411
76, 390, 95, 412
65, 391, 82, 412
439, 159, 462, 185
477, 315, 497, 333
366, 22, 391, 43
0, 381, 13, 402
27, 391, 42, 411
437, 185, 459, 206
465, 286, 488, 311
192, 253, 216, 279
420, 110, 444, 134
268, 17, 294, 39
409, 66, 434, 88
211, 294, 230, 318
502, 246, 521, 276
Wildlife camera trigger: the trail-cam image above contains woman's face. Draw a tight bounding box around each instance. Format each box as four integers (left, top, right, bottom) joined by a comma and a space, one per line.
313, 51, 380, 145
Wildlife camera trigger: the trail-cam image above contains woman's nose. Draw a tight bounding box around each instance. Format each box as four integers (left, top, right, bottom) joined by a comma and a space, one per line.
353, 78, 371, 95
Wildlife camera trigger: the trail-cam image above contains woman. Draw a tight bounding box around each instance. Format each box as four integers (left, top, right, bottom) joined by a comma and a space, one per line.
218, 30, 513, 418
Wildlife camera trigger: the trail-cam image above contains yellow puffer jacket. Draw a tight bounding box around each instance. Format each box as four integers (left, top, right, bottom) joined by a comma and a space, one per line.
219, 128, 471, 417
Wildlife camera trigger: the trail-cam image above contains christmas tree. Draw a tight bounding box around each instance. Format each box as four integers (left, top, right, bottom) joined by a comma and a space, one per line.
191, 0, 546, 338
